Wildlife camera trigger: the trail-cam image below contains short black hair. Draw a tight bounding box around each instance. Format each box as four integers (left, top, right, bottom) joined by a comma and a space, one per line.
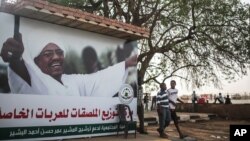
160, 83, 166, 88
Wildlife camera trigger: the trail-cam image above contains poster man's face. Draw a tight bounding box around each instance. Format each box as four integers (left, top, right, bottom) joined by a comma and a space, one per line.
35, 43, 64, 79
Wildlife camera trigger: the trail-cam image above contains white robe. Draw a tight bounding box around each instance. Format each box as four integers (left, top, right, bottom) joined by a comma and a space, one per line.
8, 60, 127, 97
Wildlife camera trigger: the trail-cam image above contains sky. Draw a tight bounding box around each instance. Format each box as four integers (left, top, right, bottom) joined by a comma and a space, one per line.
150, 0, 250, 96
179, 0, 250, 96
242, 0, 250, 4
174, 72, 250, 96
1, 0, 250, 96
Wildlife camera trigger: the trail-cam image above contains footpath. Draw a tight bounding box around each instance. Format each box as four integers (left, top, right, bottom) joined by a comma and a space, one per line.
68, 111, 225, 141
144, 111, 217, 126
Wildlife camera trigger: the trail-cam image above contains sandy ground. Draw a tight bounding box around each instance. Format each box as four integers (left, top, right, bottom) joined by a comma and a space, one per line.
65, 118, 250, 141
167, 119, 250, 141
53, 110, 250, 141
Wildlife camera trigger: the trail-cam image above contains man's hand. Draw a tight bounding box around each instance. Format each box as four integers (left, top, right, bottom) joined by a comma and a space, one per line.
177, 98, 185, 104
1, 33, 24, 62
157, 105, 162, 115
0, 33, 30, 85
169, 100, 177, 106
125, 54, 137, 69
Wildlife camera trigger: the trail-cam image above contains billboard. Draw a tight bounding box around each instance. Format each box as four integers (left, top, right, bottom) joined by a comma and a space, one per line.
0, 12, 137, 140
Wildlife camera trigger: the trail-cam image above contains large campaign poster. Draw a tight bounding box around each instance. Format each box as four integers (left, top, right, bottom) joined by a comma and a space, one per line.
0, 12, 137, 140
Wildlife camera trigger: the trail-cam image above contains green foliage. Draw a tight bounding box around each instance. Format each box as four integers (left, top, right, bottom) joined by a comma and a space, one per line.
47, 0, 250, 92
141, 0, 250, 91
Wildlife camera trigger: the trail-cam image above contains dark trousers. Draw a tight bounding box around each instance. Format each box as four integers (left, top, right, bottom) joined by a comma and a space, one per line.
170, 109, 184, 137
158, 107, 171, 133
214, 98, 224, 104
151, 101, 156, 111
192, 100, 197, 112
137, 103, 145, 132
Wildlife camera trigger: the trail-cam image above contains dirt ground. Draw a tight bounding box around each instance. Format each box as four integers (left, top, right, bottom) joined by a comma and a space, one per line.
161, 119, 250, 141
67, 119, 250, 141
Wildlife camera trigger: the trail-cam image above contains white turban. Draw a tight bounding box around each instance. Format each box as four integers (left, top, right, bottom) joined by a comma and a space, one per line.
20, 18, 66, 61
25, 34, 65, 60
20, 26, 67, 91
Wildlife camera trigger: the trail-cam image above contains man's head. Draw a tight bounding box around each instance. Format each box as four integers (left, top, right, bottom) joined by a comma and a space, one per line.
160, 83, 166, 91
82, 46, 100, 74
170, 80, 176, 89
34, 43, 64, 81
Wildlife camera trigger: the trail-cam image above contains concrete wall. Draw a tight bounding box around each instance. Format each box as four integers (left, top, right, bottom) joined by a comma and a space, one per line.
176, 103, 250, 120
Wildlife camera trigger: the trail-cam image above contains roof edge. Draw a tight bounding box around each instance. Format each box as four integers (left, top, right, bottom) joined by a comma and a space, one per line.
0, 0, 149, 40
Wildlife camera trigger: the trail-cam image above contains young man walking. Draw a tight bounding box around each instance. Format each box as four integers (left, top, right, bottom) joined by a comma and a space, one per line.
168, 80, 187, 139
156, 83, 171, 138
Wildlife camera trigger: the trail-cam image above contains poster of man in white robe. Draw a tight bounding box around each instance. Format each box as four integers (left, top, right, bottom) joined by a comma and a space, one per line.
0, 12, 137, 140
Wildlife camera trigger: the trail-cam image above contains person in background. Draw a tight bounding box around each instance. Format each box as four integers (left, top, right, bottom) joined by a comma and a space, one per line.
156, 83, 171, 138
168, 80, 187, 139
225, 94, 232, 104
191, 91, 197, 112
81, 46, 103, 74
116, 40, 135, 63
137, 75, 148, 134
151, 95, 157, 111
213, 94, 217, 102
197, 97, 206, 104
214, 93, 225, 104
144, 93, 149, 111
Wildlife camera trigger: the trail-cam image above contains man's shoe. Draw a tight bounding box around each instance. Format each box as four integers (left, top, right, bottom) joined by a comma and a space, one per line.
180, 134, 187, 139
160, 133, 168, 138
139, 131, 148, 134
157, 128, 161, 135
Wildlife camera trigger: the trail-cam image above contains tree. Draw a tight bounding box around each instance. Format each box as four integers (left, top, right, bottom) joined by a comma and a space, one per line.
48, 0, 250, 91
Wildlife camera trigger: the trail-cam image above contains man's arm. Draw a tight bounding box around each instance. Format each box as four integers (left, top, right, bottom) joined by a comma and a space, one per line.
169, 98, 184, 106
0, 33, 31, 86
169, 99, 177, 106
156, 94, 161, 110
177, 98, 184, 104
125, 54, 137, 69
